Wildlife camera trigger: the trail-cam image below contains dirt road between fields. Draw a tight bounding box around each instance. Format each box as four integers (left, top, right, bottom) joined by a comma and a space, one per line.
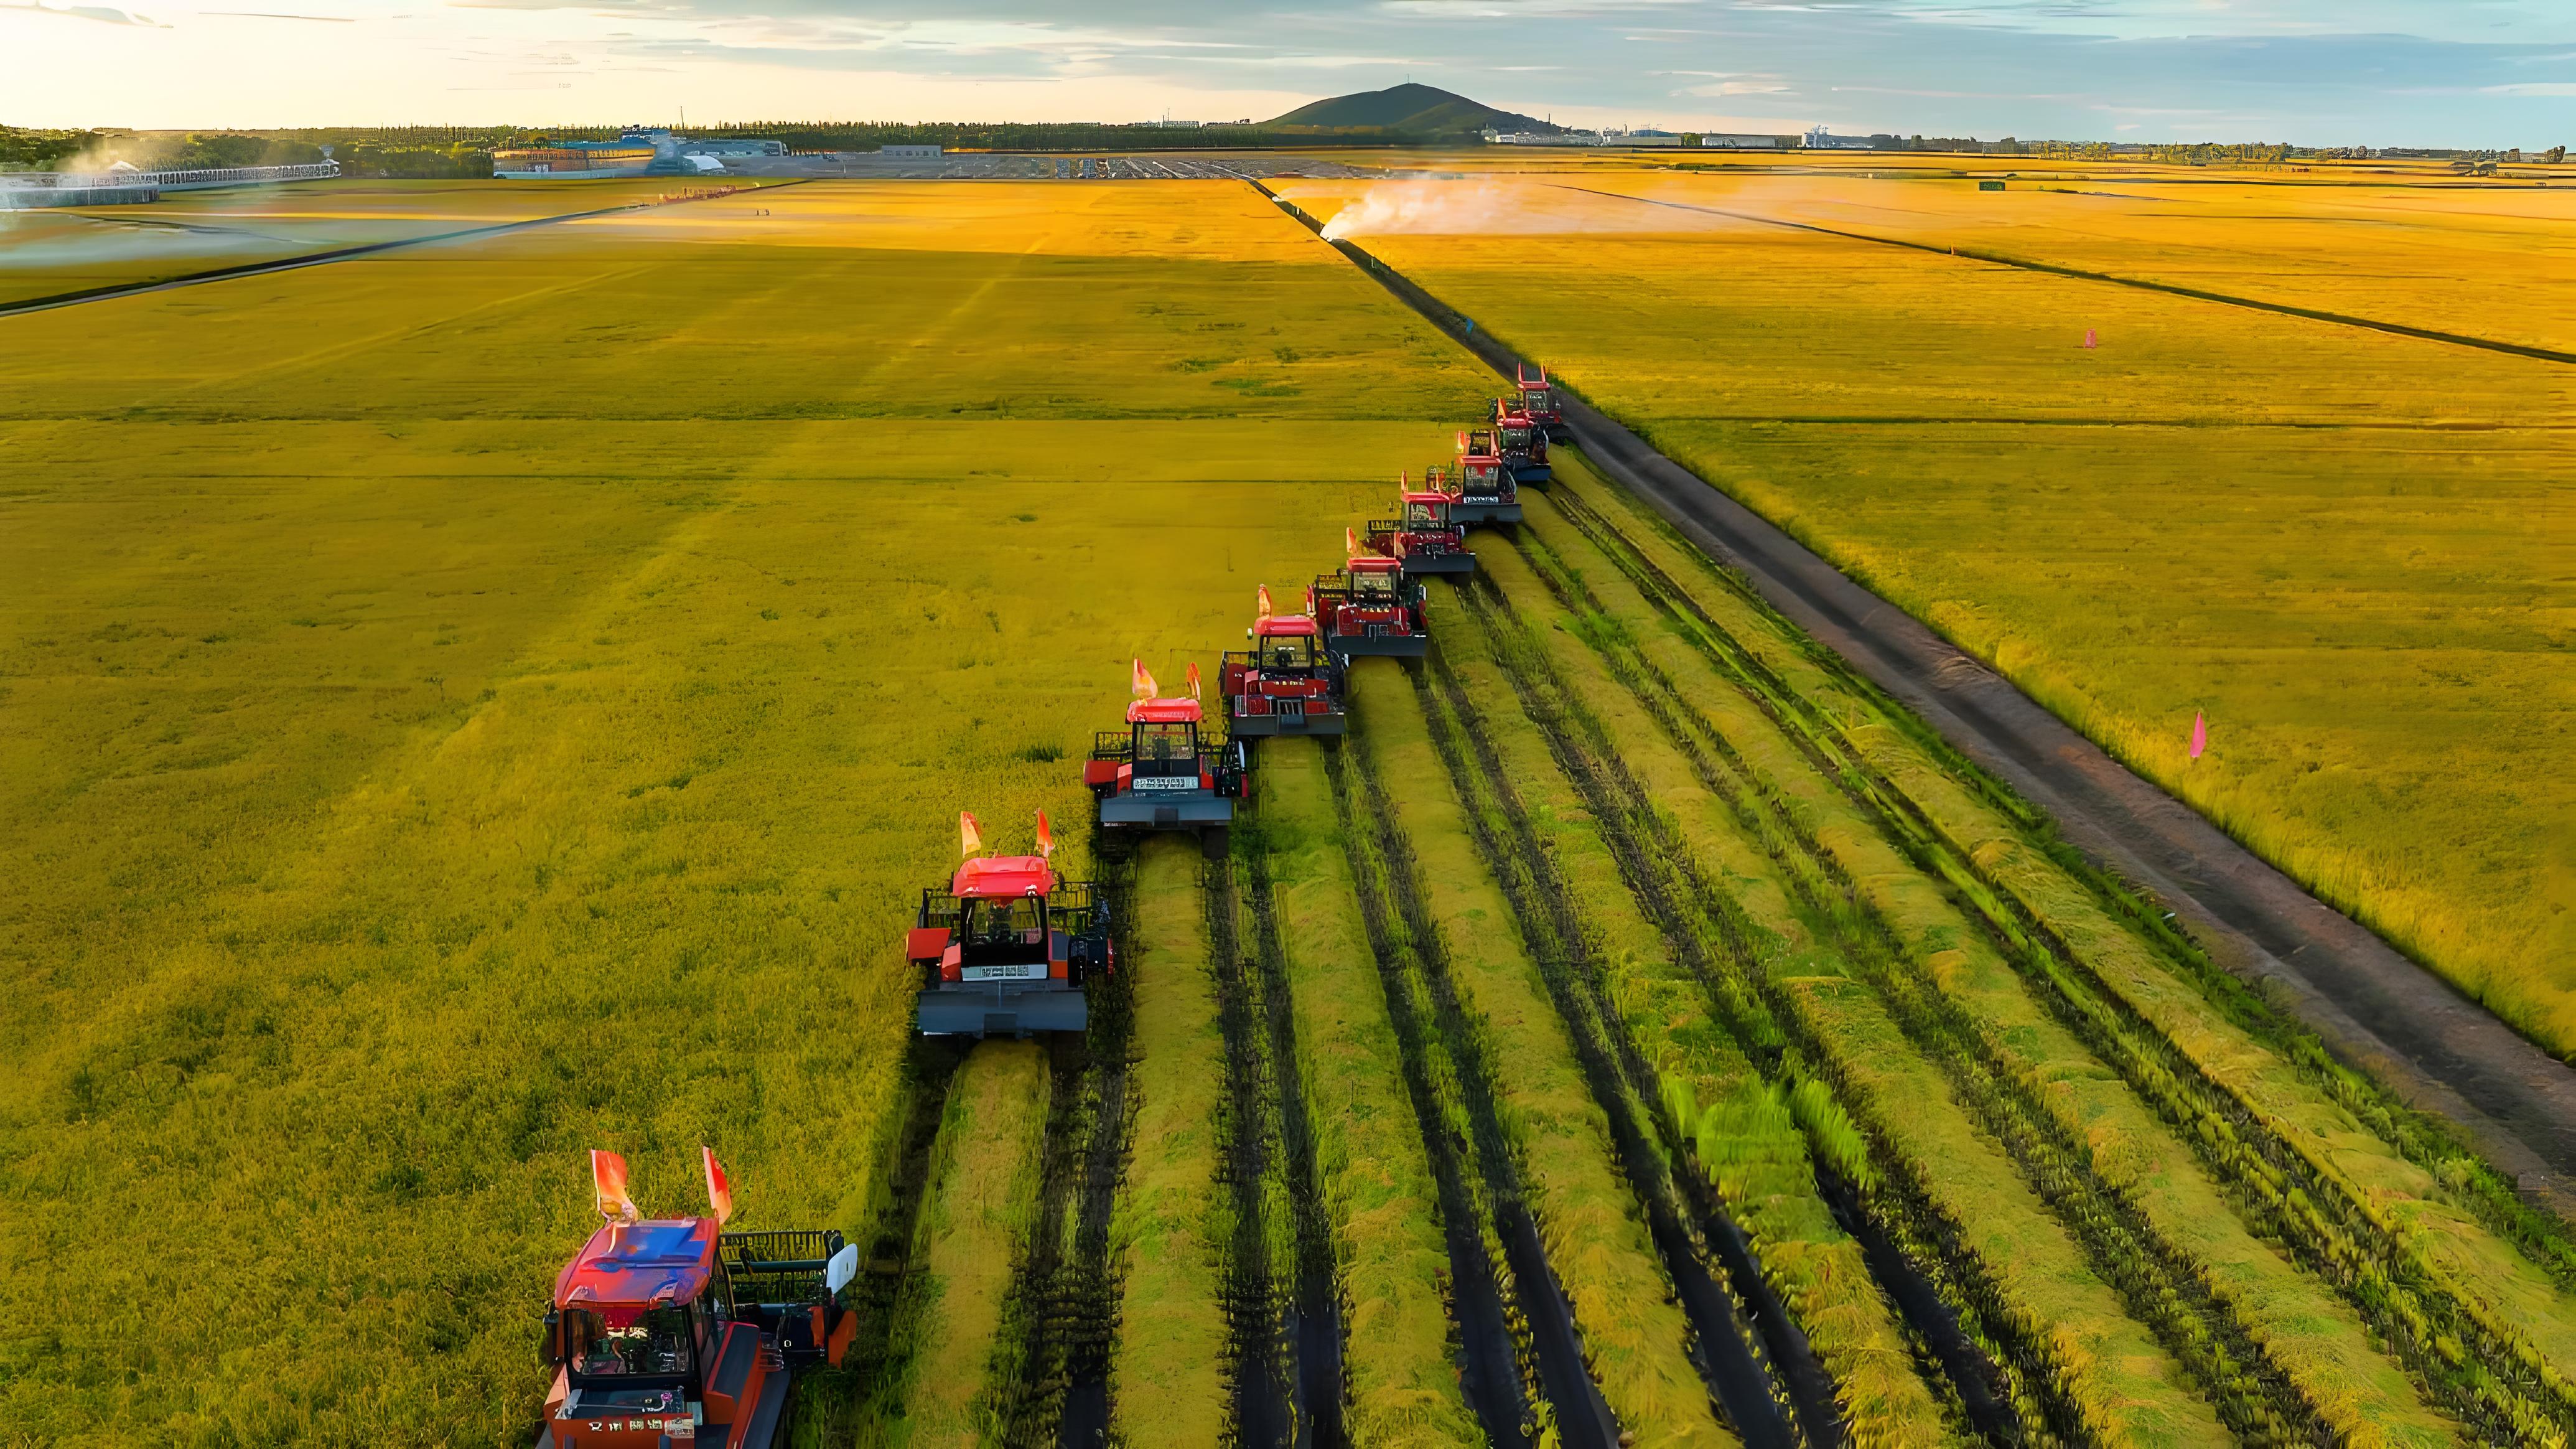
1248, 179, 2576, 1217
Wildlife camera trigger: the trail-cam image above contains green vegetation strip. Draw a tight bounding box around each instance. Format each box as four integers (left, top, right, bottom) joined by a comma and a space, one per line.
1537, 466, 2576, 1443
1108, 838, 1231, 1443
867, 1039, 1053, 1448
1254, 739, 1493, 1447
1345, 660, 1743, 1448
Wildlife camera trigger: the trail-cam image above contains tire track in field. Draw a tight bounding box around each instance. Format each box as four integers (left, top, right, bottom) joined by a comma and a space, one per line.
1553, 184, 2576, 367
1408, 652, 1816, 1448
1238, 845, 1351, 1449
1462, 561, 2334, 1447
1205, 859, 1300, 1447
1322, 738, 1610, 1449
1538, 485, 2576, 1445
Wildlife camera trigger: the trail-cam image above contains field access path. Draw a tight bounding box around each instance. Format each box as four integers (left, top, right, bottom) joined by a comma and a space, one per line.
1248, 179, 2576, 1210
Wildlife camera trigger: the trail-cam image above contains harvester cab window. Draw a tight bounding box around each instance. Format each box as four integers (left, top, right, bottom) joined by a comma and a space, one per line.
1404, 499, 1447, 528
1351, 570, 1395, 602
1132, 721, 1198, 776
565, 1305, 696, 1382
1526, 387, 1551, 413
960, 896, 1047, 958
1266, 635, 1319, 670
1501, 424, 1531, 449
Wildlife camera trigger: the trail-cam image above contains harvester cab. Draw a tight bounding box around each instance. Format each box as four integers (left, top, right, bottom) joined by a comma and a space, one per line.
1365, 489, 1475, 576
1087, 663, 1246, 856
1309, 553, 1429, 658
1486, 398, 1553, 485
1221, 588, 1348, 736
1448, 429, 1522, 525
908, 811, 1108, 1037
1516, 362, 1569, 442
539, 1151, 858, 1449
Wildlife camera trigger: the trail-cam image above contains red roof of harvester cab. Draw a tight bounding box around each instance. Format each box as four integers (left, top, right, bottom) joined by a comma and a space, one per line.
1401, 492, 1452, 507
1346, 555, 1402, 574
953, 853, 1056, 899
1126, 696, 1205, 725
1254, 614, 1319, 638
555, 1217, 720, 1311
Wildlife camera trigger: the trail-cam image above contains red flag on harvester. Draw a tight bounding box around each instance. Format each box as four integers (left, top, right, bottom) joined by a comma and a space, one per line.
702, 1146, 733, 1227
1132, 659, 1157, 701
1345, 526, 1359, 556
2189, 711, 2207, 762
592, 1149, 640, 1224
960, 810, 983, 858
1457, 430, 1468, 453
1186, 662, 1203, 700
1035, 809, 1055, 860
1256, 584, 1274, 621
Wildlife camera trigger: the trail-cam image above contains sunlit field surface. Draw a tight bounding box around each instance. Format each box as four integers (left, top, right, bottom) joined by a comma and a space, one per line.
0, 180, 1487, 1442
1292, 171, 2576, 1061
0, 177, 729, 306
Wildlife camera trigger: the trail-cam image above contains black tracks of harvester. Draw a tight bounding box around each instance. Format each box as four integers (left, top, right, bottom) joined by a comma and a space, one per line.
1409, 648, 1817, 1449
1205, 856, 1302, 1448
1239, 842, 1352, 1449
1535, 485, 2576, 1445
978, 835, 1140, 1449
1322, 737, 1617, 1449
1438, 568, 2056, 1445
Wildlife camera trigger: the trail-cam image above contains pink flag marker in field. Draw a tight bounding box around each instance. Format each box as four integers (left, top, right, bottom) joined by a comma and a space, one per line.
2189, 710, 2207, 761
2083, 329, 2099, 349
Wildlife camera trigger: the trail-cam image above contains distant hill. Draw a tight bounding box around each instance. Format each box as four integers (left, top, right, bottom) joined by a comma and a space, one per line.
1266, 83, 1560, 137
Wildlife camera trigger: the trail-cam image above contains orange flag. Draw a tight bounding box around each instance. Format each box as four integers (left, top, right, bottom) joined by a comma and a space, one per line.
1186, 662, 1203, 700
1345, 525, 1359, 556
592, 1150, 640, 1224
702, 1146, 734, 1226
960, 810, 983, 858
1456, 430, 1468, 453
1131, 659, 1157, 700
1035, 808, 1055, 860
1256, 584, 1274, 621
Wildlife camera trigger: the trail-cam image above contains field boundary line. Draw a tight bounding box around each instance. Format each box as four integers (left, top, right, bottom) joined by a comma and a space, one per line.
1239, 177, 2576, 1217
0, 178, 813, 319
1553, 183, 2576, 367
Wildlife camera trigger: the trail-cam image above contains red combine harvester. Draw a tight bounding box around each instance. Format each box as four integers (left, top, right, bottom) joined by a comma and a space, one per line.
1447, 430, 1521, 525
539, 1149, 857, 1449
1221, 586, 1347, 737
1364, 484, 1476, 576
1516, 362, 1569, 443
1310, 548, 1430, 658
907, 809, 1109, 1037
1486, 398, 1553, 485
1088, 661, 1246, 856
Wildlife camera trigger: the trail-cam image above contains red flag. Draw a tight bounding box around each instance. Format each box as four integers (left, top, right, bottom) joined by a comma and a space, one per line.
591, 1150, 639, 1224
1345, 526, 1358, 556
1256, 584, 1274, 620
1132, 659, 1157, 701
2188, 711, 2206, 761
1035, 808, 1055, 860
1456, 430, 1468, 453
1186, 662, 1203, 700
702, 1146, 734, 1227
2083, 329, 2098, 349
960, 810, 983, 858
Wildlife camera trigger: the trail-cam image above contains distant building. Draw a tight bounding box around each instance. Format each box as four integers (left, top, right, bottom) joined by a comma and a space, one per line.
1801, 128, 1890, 150
1697, 133, 1791, 149
880, 144, 943, 158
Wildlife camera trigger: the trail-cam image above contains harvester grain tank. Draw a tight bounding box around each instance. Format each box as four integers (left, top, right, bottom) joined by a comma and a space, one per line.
1486, 398, 1552, 485
1365, 483, 1475, 576
1310, 546, 1430, 657
1447, 430, 1522, 524
907, 810, 1109, 1037
1515, 363, 1569, 442
1088, 661, 1245, 856
538, 1149, 858, 1449
1221, 586, 1348, 736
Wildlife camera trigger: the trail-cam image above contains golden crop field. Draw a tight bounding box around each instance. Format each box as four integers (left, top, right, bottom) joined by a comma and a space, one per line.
7, 168, 2576, 1449
1290, 167, 2576, 1061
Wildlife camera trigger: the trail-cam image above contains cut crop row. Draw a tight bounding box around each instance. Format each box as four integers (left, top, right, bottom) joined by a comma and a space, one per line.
1340, 660, 1773, 1448
1440, 558, 2244, 1445
1533, 471, 2576, 1444
1401, 640, 1963, 1449
1249, 739, 1496, 1448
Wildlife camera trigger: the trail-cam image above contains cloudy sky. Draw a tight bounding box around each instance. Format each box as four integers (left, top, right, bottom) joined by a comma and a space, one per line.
3, 0, 2570, 146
